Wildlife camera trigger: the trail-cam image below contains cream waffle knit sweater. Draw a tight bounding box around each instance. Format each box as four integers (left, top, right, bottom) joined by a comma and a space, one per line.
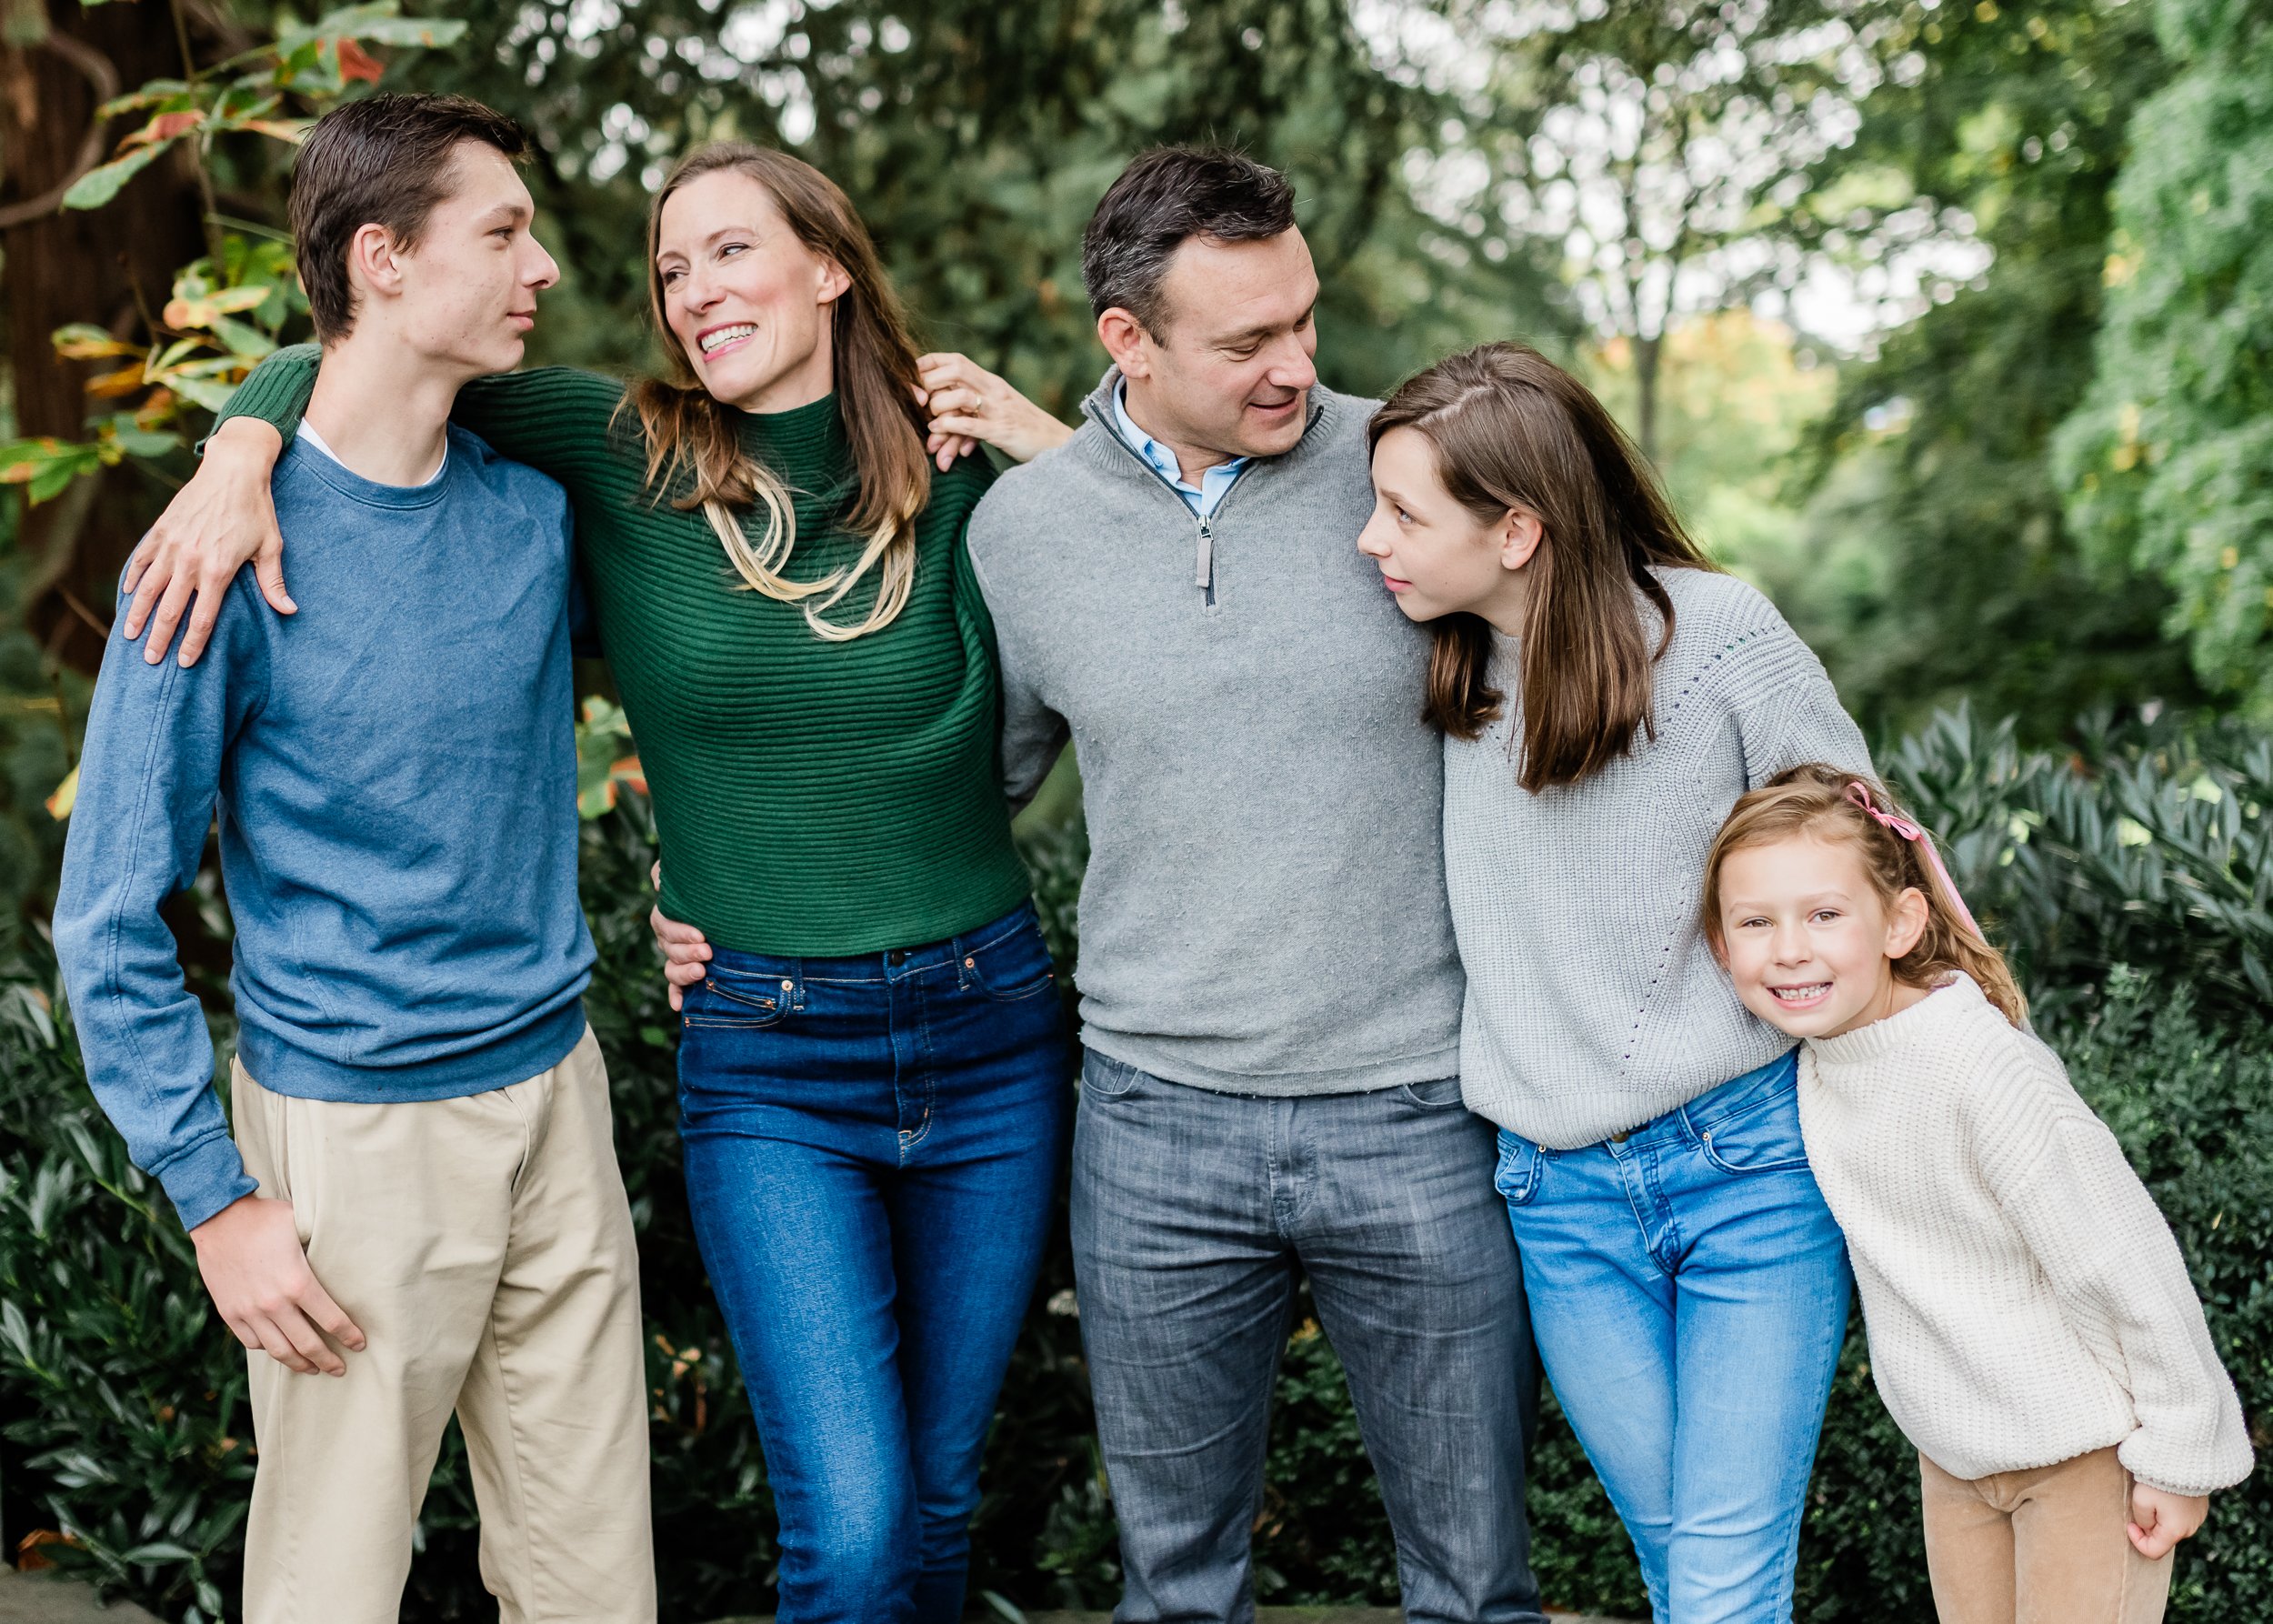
1799, 975, 2253, 1494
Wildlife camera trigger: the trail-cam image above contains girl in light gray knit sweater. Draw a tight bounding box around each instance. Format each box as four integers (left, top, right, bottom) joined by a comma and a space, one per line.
1358, 342, 1871, 1623
1705, 766, 2250, 1624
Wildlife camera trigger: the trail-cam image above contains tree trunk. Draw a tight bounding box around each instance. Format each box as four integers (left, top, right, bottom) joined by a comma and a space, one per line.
1634, 328, 1664, 466
2, 0, 207, 673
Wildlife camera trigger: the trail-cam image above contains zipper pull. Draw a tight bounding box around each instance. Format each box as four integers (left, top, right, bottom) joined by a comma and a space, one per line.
1196, 516, 1214, 590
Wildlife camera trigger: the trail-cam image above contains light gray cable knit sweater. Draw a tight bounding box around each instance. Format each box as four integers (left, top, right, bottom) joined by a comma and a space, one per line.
1448, 566, 1872, 1146
965, 370, 1463, 1096
1802, 975, 2253, 1494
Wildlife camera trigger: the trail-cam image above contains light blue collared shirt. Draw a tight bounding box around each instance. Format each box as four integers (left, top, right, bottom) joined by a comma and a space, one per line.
1111, 380, 1249, 519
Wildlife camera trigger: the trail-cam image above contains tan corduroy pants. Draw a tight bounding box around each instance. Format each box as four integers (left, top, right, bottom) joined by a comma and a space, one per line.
1920, 1447, 2174, 1624
233, 1027, 654, 1624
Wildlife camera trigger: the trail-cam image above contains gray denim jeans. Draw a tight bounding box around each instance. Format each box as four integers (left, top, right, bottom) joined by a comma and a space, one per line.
1069, 1048, 1547, 1624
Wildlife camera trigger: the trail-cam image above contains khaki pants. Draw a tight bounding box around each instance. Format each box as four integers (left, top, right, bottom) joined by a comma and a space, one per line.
1920, 1448, 2172, 1624
234, 1028, 654, 1624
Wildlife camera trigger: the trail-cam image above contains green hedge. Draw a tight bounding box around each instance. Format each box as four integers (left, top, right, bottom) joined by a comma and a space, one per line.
2, 707, 2266, 1620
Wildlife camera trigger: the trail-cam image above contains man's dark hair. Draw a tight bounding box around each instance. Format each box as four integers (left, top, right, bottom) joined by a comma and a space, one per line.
289, 93, 529, 342
1081, 146, 1297, 335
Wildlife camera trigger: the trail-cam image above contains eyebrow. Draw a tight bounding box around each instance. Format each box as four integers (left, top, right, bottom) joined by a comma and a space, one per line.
656, 224, 760, 265
478, 203, 530, 227
1214, 305, 1315, 349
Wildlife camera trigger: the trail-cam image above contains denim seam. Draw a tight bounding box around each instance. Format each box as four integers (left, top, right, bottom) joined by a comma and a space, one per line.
896, 973, 937, 1158
1627, 1144, 1682, 1277
956, 906, 1037, 958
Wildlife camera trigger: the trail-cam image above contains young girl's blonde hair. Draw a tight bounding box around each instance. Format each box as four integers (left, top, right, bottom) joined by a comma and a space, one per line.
1703, 763, 2028, 1027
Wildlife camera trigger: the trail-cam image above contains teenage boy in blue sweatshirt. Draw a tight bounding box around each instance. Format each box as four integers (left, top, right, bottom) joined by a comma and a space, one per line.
52, 95, 653, 1624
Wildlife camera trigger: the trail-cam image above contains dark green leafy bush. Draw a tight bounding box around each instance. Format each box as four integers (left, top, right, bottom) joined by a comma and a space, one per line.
3, 707, 2266, 1620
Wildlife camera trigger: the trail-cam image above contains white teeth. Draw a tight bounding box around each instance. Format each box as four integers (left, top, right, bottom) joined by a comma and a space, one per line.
700, 324, 756, 354
1771, 984, 1830, 1002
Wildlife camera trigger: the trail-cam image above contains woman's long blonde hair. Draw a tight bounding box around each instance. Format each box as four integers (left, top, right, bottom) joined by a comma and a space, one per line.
624, 143, 931, 641
1703, 764, 2028, 1026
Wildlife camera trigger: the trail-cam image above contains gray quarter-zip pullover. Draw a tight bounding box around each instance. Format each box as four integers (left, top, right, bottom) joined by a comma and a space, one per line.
965, 368, 1463, 1096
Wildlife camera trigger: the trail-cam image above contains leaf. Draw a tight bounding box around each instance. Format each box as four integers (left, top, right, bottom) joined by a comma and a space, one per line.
95, 82, 192, 121
164, 376, 239, 413
208, 315, 274, 360
27, 464, 79, 505
45, 769, 78, 822
109, 426, 181, 458
84, 365, 148, 399
334, 36, 385, 84
236, 117, 312, 144
50, 325, 137, 360
282, 5, 470, 52
0, 437, 103, 505
121, 109, 204, 148
62, 143, 170, 211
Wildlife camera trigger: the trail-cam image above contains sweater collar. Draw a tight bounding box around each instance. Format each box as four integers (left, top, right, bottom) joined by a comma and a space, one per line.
1806, 971, 1982, 1068
1073, 365, 1334, 486
735, 390, 850, 477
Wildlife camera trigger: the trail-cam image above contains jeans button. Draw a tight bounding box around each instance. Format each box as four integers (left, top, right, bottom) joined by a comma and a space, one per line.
888, 949, 907, 965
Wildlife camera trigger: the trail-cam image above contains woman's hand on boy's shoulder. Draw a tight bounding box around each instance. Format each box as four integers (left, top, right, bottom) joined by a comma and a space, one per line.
2128, 1481, 2209, 1559
123, 416, 294, 667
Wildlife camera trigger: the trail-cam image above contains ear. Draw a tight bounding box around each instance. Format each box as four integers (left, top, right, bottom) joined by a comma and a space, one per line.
1096, 307, 1152, 381
1885, 886, 1931, 960
814, 256, 852, 307
1498, 507, 1545, 572
346, 222, 408, 304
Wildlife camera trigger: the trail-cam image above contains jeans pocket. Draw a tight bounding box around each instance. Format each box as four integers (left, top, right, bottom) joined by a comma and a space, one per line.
683, 967, 795, 1030
1494, 1132, 1545, 1208
1397, 1076, 1467, 1111
963, 912, 1058, 1003
1695, 1085, 1811, 1176
1080, 1051, 1146, 1101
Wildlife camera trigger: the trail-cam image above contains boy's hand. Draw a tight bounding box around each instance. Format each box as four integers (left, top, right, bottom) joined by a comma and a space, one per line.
650, 860, 711, 1012
191, 1193, 365, 1376
2128, 1481, 2208, 1559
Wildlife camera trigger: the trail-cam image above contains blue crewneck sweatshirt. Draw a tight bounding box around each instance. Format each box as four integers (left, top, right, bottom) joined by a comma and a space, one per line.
55, 424, 595, 1230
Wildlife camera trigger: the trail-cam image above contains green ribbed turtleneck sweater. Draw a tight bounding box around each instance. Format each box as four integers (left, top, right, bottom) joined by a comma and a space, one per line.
217, 348, 1032, 956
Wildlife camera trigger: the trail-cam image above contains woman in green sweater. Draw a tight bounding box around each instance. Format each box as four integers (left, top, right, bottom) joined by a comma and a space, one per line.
125, 142, 1075, 1624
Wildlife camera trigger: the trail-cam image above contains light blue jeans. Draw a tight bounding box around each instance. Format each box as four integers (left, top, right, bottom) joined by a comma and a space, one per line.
1493, 1049, 1850, 1624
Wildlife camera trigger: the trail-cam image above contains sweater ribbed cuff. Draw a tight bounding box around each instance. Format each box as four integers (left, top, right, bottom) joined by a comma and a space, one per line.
198, 343, 320, 456
155, 1131, 256, 1232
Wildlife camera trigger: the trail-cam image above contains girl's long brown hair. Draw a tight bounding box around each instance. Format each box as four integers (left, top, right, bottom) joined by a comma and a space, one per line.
1370, 342, 1711, 791
624, 143, 931, 641
1703, 764, 2029, 1026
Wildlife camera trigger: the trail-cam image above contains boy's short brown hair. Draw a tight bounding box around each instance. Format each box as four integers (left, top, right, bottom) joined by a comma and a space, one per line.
289, 92, 528, 341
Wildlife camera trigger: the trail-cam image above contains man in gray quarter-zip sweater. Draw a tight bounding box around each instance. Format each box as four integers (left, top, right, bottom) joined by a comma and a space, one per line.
964, 149, 1547, 1624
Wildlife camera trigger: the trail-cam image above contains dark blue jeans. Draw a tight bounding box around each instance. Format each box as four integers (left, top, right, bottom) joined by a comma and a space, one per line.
1070, 1051, 1547, 1624
676, 902, 1073, 1624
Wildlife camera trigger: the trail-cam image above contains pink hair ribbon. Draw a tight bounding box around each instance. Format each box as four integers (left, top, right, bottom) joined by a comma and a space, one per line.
1844, 781, 1986, 941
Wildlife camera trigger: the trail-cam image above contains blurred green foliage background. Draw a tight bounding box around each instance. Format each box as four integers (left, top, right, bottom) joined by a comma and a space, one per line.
1, 0, 2268, 1618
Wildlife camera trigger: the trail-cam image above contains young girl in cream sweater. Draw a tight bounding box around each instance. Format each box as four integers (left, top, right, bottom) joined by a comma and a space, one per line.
1703, 764, 2252, 1624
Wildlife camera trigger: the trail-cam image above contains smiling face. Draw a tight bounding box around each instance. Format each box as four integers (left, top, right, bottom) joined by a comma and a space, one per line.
1116, 227, 1320, 465
654, 168, 849, 413
1715, 833, 1933, 1039
375, 141, 556, 376
1356, 426, 1538, 627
